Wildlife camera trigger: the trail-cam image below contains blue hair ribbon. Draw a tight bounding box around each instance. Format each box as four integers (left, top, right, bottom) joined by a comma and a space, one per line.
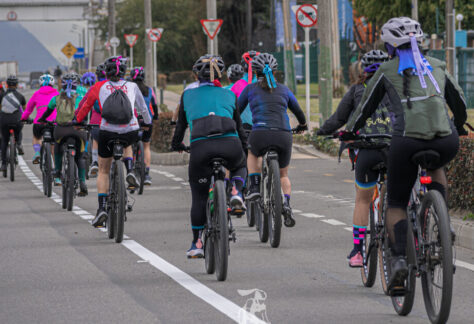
65, 79, 73, 98
263, 64, 277, 89
42, 75, 50, 87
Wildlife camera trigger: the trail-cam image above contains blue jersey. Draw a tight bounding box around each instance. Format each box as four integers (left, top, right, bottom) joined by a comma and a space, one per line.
237, 82, 305, 131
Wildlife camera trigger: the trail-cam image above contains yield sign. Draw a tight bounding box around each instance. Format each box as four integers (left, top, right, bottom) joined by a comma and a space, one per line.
200, 19, 223, 40
124, 34, 138, 47
295, 4, 318, 28
146, 28, 163, 42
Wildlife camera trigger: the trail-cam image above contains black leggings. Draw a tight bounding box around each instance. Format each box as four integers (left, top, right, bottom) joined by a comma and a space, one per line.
0, 112, 23, 163
387, 132, 459, 208
188, 137, 246, 229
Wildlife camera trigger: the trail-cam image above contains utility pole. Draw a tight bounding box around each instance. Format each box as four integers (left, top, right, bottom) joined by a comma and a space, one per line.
107, 0, 116, 41
282, 0, 296, 93
445, 0, 455, 75
411, 0, 418, 21
206, 0, 218, 54
247, 0, 252, 49
144, 0, 153, 87
317, 0, 333, 123
331, 0, 341, 91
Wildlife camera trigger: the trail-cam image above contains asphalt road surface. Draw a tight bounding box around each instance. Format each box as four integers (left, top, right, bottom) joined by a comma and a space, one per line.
1, 126, 473, 324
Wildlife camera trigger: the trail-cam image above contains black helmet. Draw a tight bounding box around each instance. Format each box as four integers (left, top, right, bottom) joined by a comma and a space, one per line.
227, 64, 244, 82
61, 73, 79, 94
241, 50, 261, 70
252, 53, 278, 75
361, 50, 389, 68
130, 66, 145, 81
70, 72, 81, 84
95, 63, 106, 79
192, 55, 225, 81
104, 56, 128, 77
6, 75, 18, 86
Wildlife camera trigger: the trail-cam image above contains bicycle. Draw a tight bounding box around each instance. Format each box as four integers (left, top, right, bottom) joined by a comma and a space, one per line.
106, 138, 130, 243
130, 128, 145, 195
3, 125, 20, 182
203, 157, 236, 282
38, 121, 55, 198
386, 150, 454, 323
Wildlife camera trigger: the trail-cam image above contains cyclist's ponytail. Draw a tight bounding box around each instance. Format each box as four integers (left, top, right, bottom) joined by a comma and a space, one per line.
402, 68, 412, 109
258, 76, 273, 93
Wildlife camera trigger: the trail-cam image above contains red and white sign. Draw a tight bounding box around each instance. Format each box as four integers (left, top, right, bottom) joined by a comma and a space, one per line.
200, 19, 223, 40
124, 34, 138, 47
295, 4, 318, 28
7, 11, 17, 21
146, 28, 163, 42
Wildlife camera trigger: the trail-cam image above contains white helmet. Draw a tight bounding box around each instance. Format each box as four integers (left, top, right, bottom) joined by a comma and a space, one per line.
39, 74, 55, 86
381, 17, 423, 48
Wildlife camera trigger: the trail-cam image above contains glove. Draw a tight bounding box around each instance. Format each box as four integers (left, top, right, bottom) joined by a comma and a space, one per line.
37, 118, 46, 124
316, 128, 327, 136
457, 126, 468, 136
153, 114, 158, 121
172, 142, 187, 152
295, 124, 308, 133
170, 120, 177, 126
338, 130, 357, 141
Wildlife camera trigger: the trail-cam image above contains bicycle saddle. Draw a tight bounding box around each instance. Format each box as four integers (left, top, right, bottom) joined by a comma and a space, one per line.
411, 150, 441, 170
209, 158, 226, 167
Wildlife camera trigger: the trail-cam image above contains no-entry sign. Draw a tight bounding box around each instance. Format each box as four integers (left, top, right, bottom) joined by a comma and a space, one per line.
200, 19, 223, 40
146, 28, 163, 42
295, 4, 318, 28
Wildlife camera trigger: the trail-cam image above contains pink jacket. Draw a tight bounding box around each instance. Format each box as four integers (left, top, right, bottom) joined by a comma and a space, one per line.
230, 79, 248, 98
22, 86, 59, 123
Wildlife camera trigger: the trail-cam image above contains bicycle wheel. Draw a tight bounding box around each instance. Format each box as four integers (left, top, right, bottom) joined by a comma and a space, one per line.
420, 190, 453, 324
42, 144, 53, 197
268, 159, 282, 248
361, 201, 377, 287
246, 200, 256, 227
378, 186, 391, 295
107, 162, 116, 239
65, 152, 75, 211
114, 160, 126, 243
214, 180, 228, 281
9, 137, 15, 182
61, 152, 68, 209
391, 221, 416, 316
204, 204, 216, 274
135, 141, 145, 195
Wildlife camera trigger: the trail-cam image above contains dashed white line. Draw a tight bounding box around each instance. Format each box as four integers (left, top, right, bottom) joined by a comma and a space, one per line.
344, 227, 353, 232
300, 213, 324, 218
321, 219, 346, 226
292, 209, 302, 213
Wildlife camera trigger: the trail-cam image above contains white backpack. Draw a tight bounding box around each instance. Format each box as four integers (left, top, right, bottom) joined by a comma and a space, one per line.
1, 92, 21, 114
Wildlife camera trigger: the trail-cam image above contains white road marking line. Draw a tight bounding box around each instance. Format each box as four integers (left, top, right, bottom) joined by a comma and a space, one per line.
181, 182, 189, 186
74, 210, 91, 215
122, 240, 266, 324
19, 156, 267, 322
164, 174, 174, 178
80, 215, 94, 220
172, 177, 184, 182
300, 213, 324, 218
457, 260, 474, 272
53, 198, 62, 203
321, 219, 346, 226
292, 209, 302, 213
344, 227, 353, 232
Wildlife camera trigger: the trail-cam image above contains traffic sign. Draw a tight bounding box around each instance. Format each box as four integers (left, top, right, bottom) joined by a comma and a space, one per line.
73, 47, 85, 59
200, 19, 223, 40
124, 34, 138, 47
146, 28, 163, 42
295, 4, 318, 28
110, 36, 120, 48
7, 11, 17, 21
61, 42, 77, 59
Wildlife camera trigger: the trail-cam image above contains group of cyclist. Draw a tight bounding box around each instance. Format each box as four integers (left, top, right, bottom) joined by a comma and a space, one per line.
0, 16, 469, 303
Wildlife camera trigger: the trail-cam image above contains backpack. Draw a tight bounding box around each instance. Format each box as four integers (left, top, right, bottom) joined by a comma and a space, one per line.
1, 92, 21, 114
56, 94, 77, 125
101, 82, 133, 125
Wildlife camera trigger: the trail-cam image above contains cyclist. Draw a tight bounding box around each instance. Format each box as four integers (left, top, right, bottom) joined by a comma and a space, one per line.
0, 75, 26, 171
238, 53, 307, 227
346, 17, 468, 293
231, 50, 260, 130
317, 50, 392, 267
95, 63, 107, 82
38, 73, 88, 196
75, 56, 152, 227
171, 55, 248, 258
224, 64, 244, 90
21, 74, 59, 163
130, 66, 159, 185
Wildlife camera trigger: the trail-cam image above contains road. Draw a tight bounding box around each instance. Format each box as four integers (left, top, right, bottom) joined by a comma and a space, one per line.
1, 126, 473, 324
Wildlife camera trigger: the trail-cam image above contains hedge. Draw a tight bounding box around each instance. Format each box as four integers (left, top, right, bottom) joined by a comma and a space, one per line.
168, 71, 196, 84
446, 134, 474, 211
151, 111, 174, 153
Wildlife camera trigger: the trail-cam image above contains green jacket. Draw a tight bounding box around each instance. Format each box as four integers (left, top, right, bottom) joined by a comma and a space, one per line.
347, 56, 467, 140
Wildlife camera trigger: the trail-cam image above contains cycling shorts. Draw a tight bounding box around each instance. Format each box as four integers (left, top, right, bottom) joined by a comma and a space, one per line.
141, 124, 153, 143
98, 129, 139, 158
33, 124, 49, 139
54, 125, 87, 152
248, 129, 292, 168
90, 125, 100, 141
354, 149, 387, 188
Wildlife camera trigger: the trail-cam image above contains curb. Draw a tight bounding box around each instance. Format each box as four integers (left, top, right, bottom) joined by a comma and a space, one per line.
151, 151, 189, 166
293, 144, 337, 160
451, 218, 474, 250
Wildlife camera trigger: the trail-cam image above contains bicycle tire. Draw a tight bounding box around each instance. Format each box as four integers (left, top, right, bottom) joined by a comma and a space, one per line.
391, 221, 416, 316
136, 141, 145, 195
204, 219, 215, 274
61, 152, 68, 209
107, 162, 116, 239
378, 186, 390, 295
66, 152, 75, 211
246, 200, 256, 227
420, 190, 453, 324
9, 136, 15, 182
114, 160, 126, 243
2, 143, 7, 178
214, 180, 228, 281
361, 202, 377, 287
268, 159, 282, 248
42, 144, 53, 197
